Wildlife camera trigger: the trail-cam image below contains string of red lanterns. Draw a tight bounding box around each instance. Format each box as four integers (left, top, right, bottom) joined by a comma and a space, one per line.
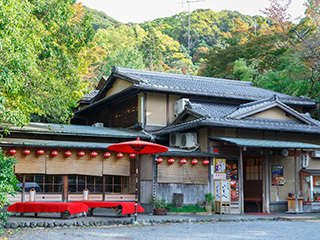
7, 149, 209, 166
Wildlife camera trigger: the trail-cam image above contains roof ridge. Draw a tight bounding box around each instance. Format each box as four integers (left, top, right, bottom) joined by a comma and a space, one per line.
114, 66, 253, 87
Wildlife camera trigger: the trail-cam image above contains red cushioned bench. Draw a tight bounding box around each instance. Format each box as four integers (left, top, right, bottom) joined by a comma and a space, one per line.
7, 202, 88, 219
73, 201, 145, 217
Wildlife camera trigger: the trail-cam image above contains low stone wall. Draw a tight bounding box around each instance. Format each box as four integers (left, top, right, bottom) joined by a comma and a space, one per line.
4, 216, 279, 230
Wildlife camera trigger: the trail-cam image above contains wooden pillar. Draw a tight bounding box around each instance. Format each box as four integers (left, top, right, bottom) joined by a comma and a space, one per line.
294, 149, 299, 213
21, 175, 26, 202
263, 150, 270, 213
239, 148, 244, 214
62, 175, 68, 202
102, 175, 106, 201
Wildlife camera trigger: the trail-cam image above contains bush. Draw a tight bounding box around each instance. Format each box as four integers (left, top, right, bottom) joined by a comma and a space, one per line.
205, 193, 214, 203
154, 197, 166, 209
0, 148, 19, 227
168, 204, 205, 213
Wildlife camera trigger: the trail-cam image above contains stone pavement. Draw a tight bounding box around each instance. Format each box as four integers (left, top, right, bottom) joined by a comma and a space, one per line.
4, 208, 320, 230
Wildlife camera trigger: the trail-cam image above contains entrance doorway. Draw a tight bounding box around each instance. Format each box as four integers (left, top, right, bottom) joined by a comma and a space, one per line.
243, 157, 263, 212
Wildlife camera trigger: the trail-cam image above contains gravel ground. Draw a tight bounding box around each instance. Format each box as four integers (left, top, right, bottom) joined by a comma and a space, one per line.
2, 220, 320, 240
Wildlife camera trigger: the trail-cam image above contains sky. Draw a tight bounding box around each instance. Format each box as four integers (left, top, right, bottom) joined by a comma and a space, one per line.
78, 0, 307, 24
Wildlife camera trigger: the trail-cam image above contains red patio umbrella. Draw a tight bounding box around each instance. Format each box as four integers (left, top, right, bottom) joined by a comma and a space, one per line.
108, 137, 168, 222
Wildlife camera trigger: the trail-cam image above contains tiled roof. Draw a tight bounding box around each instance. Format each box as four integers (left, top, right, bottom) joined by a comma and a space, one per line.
2, 122, 150, 140
155, 100, 320, 135
210, 137, 320, 149
113, 67, 315, 106
79, 90, 99, 103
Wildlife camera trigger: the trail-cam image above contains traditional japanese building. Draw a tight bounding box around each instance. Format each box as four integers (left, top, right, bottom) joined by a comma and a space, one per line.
3, 66, 320, 213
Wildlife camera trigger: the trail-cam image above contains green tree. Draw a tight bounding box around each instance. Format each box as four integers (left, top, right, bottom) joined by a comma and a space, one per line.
0, 0, 94, 227
233, 58, 258, 81
0, 0, 94, 125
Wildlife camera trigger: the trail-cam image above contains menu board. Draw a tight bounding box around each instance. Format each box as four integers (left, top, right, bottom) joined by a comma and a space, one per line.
271, 165, 284, 186
214, 179, 231, 202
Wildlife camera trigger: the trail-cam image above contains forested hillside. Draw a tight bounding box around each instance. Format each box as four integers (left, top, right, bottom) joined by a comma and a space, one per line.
83, 0, 320, 107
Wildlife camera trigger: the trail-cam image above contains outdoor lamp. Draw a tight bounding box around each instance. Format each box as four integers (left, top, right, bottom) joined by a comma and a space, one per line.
191, 159, 198, 165
203, 159, 210, 166
37, 149, 45, 155
23, 149, 31, 156
78, 151, 85, 157
65, 150, 72, 157
9, 149, 17, 155
91, 151, 98, 157
180, 158, 187, 164
51, 150, 58, 157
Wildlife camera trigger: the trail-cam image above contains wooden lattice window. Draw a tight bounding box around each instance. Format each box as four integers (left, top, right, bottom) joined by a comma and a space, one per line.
108, 96, 138, 128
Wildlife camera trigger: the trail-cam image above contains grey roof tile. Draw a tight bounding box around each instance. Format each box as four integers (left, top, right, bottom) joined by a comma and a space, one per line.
80, 90, 99, 102
3, 122, 150, 139
113, 67, 315, 106
156, 100, 320, 135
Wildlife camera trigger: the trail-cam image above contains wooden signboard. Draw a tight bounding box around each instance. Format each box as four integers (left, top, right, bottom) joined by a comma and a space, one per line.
214, 179, 231, 214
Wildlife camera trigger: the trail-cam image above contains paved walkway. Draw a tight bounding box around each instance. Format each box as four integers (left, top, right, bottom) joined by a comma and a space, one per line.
4, 208, 320, 229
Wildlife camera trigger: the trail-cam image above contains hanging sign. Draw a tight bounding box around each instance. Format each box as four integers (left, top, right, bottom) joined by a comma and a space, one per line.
271, 165, 284, 186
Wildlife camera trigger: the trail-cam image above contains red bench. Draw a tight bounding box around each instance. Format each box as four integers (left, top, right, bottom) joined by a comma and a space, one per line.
73, 201, 145, 216
7, 202, 88, 219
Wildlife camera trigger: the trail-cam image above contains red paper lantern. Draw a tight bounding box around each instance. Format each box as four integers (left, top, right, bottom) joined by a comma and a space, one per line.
78, 151, 85, 157
168, 158, 175, 164
180, 158, 187, 164
9, 149, 17, 155
104, 152, 111, 158
129, 153, 136, 159
91, 151, 98, 157
155, 157, 163, 164
37, 149, 45, 155
203, 159, 210, 166
51, 150, 58, 157
191, 159, 198, 165
65, 150, 72, 157
23, 149, 30, 156
116, 152, 123, 159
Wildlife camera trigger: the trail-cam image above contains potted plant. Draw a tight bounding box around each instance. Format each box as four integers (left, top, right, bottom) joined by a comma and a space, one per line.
204, 193, 214, 213
153, 197, 166, 215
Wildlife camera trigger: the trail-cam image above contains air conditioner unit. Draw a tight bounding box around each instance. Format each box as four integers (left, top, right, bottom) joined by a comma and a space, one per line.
312, 151, 320, 158
174, 98, 189, 117
179, 132, 197, 149
92, 122, 104, 127
169, 133, 181, 147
